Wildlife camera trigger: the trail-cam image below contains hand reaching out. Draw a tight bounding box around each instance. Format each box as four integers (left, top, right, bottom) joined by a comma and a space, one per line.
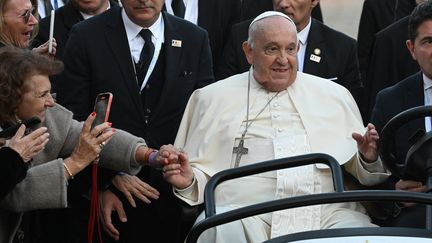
9, 125, 50, 162
352, 123, 379, 163
32, 39, 57, 57
162, 151, 194, 189
112, 173, 159, 207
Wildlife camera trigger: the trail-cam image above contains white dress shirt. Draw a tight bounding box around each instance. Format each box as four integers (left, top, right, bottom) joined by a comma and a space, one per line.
423, 73, 432, 132
37, 0, 65, 18
296, 17, 312, 73
122, 10, 165, 91
165, 0, 199, 25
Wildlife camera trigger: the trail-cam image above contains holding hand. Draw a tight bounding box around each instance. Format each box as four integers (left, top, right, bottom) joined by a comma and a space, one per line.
32, 39, 57, 57
9, 125, 50, 162
63, 112, 115, 179
352, 123, 379, 163
396, 179, 427, 207
162, 151, 194, 189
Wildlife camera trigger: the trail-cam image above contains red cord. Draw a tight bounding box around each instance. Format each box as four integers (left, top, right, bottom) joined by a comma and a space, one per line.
88, 163, 103, 243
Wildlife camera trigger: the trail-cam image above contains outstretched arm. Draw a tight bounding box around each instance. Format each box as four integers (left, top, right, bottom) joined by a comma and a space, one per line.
352, 123, 379, 163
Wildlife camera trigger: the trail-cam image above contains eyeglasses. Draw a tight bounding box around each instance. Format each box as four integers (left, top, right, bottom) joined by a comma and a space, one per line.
20, 7, 36, 23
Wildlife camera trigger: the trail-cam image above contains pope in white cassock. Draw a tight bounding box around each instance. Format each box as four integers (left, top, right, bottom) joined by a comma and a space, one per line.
162, 11, 391, 243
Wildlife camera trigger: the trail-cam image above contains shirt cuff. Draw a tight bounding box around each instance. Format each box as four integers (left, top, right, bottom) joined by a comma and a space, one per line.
358, 153, 387, 173
174, 176, 197, 199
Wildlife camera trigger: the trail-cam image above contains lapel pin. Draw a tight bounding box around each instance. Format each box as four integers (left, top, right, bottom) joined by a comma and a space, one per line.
172, 39, 182, 47
314, 48, 321, 55
310, 54, 321, 63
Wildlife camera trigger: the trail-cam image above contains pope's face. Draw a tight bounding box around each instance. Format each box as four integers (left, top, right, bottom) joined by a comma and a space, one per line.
16, 74, 55, 122
243, 17, 299, 92
121, 0, 164, 27
273, 0, 319, 31
407, 20, 432, 80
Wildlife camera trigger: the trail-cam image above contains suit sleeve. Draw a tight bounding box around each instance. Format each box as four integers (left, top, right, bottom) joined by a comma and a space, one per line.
357, 0, 377, 79
370, 90, 387, 133
56, 25, 93, 121
342, 40, 364, 115
214, 25, 241, 81
0, 148, 27, 200
194, 30, 215, 89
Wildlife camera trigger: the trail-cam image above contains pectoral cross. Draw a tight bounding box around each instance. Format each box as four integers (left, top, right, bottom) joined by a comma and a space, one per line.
233, 138, 248, 167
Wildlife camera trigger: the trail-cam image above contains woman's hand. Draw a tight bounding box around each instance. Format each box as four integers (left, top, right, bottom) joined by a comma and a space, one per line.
8, 125, 50, 162
64, 112, 116, 178
32, 39, 57, 57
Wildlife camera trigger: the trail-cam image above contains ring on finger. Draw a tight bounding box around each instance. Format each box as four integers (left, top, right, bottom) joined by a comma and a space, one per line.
99, 141, 107, 150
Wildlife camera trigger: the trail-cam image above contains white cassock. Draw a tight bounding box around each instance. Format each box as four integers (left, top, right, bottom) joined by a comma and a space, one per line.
173, 71, 390, 242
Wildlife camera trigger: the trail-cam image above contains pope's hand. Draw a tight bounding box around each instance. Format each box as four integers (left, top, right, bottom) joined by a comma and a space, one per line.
162, 152, 194, 189
352, 123, 379, 163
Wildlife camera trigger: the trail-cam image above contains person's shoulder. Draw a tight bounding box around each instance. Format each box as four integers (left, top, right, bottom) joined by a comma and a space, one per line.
376, 15, 409, 40
312, 19, 355, 43
379, 72, 421, 96
163, 12, 206, 34
232, 19, 252, 30
298, 72, 349, 94
73, 5, 120, 31
363, 0, 391, 9
195, 72, 248, 96
46, 103, 74, 121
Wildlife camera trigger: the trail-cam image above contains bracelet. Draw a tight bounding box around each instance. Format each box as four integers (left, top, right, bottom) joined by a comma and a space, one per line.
63, 163, 74, 180
143, 148, 155, 164
148, 150, 159, 167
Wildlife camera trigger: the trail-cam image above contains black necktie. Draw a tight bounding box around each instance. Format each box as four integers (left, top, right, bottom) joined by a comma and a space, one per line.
135, 29, 155, 88
171, 0, 186, 18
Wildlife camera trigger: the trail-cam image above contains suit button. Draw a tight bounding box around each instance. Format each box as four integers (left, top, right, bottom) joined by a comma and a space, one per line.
146, 84, 150, 89
146, 108, 151, 113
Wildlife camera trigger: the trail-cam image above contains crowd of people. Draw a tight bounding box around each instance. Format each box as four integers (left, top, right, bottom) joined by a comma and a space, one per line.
0, 0, 431, 242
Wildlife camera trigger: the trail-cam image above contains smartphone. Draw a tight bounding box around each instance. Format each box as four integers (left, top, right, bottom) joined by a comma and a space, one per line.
48, 10, 55, 54
91, 92, 113, 129
0, 117, 41, 139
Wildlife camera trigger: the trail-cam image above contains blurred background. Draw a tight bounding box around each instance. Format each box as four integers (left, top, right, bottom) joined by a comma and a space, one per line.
322, 0, 363, 39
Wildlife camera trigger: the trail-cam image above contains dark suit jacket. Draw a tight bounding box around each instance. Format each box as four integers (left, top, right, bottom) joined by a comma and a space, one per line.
370, 72, 425, 227
57, 7, 213, 242
58, 7, 213, 147
357, 0, 416, 79
371, 72, 424, 166
33, 1, 84, 60
216, 18, 362, 105
240, 0, 323, 23
0, 147, 26, 200
364, 16, 420, 121
33, 0, 118, 60
194, 0, 241, 68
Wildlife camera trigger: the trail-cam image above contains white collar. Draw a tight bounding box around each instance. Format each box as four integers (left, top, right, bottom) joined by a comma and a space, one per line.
164, 0, 198, 25
423, 73, 432, 90
122, 9, 164, 43
297, 17, 312, 45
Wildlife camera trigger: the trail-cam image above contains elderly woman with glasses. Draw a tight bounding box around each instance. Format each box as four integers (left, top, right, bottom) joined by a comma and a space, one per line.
0, 0, 54, 54
0, 47, 178, 243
